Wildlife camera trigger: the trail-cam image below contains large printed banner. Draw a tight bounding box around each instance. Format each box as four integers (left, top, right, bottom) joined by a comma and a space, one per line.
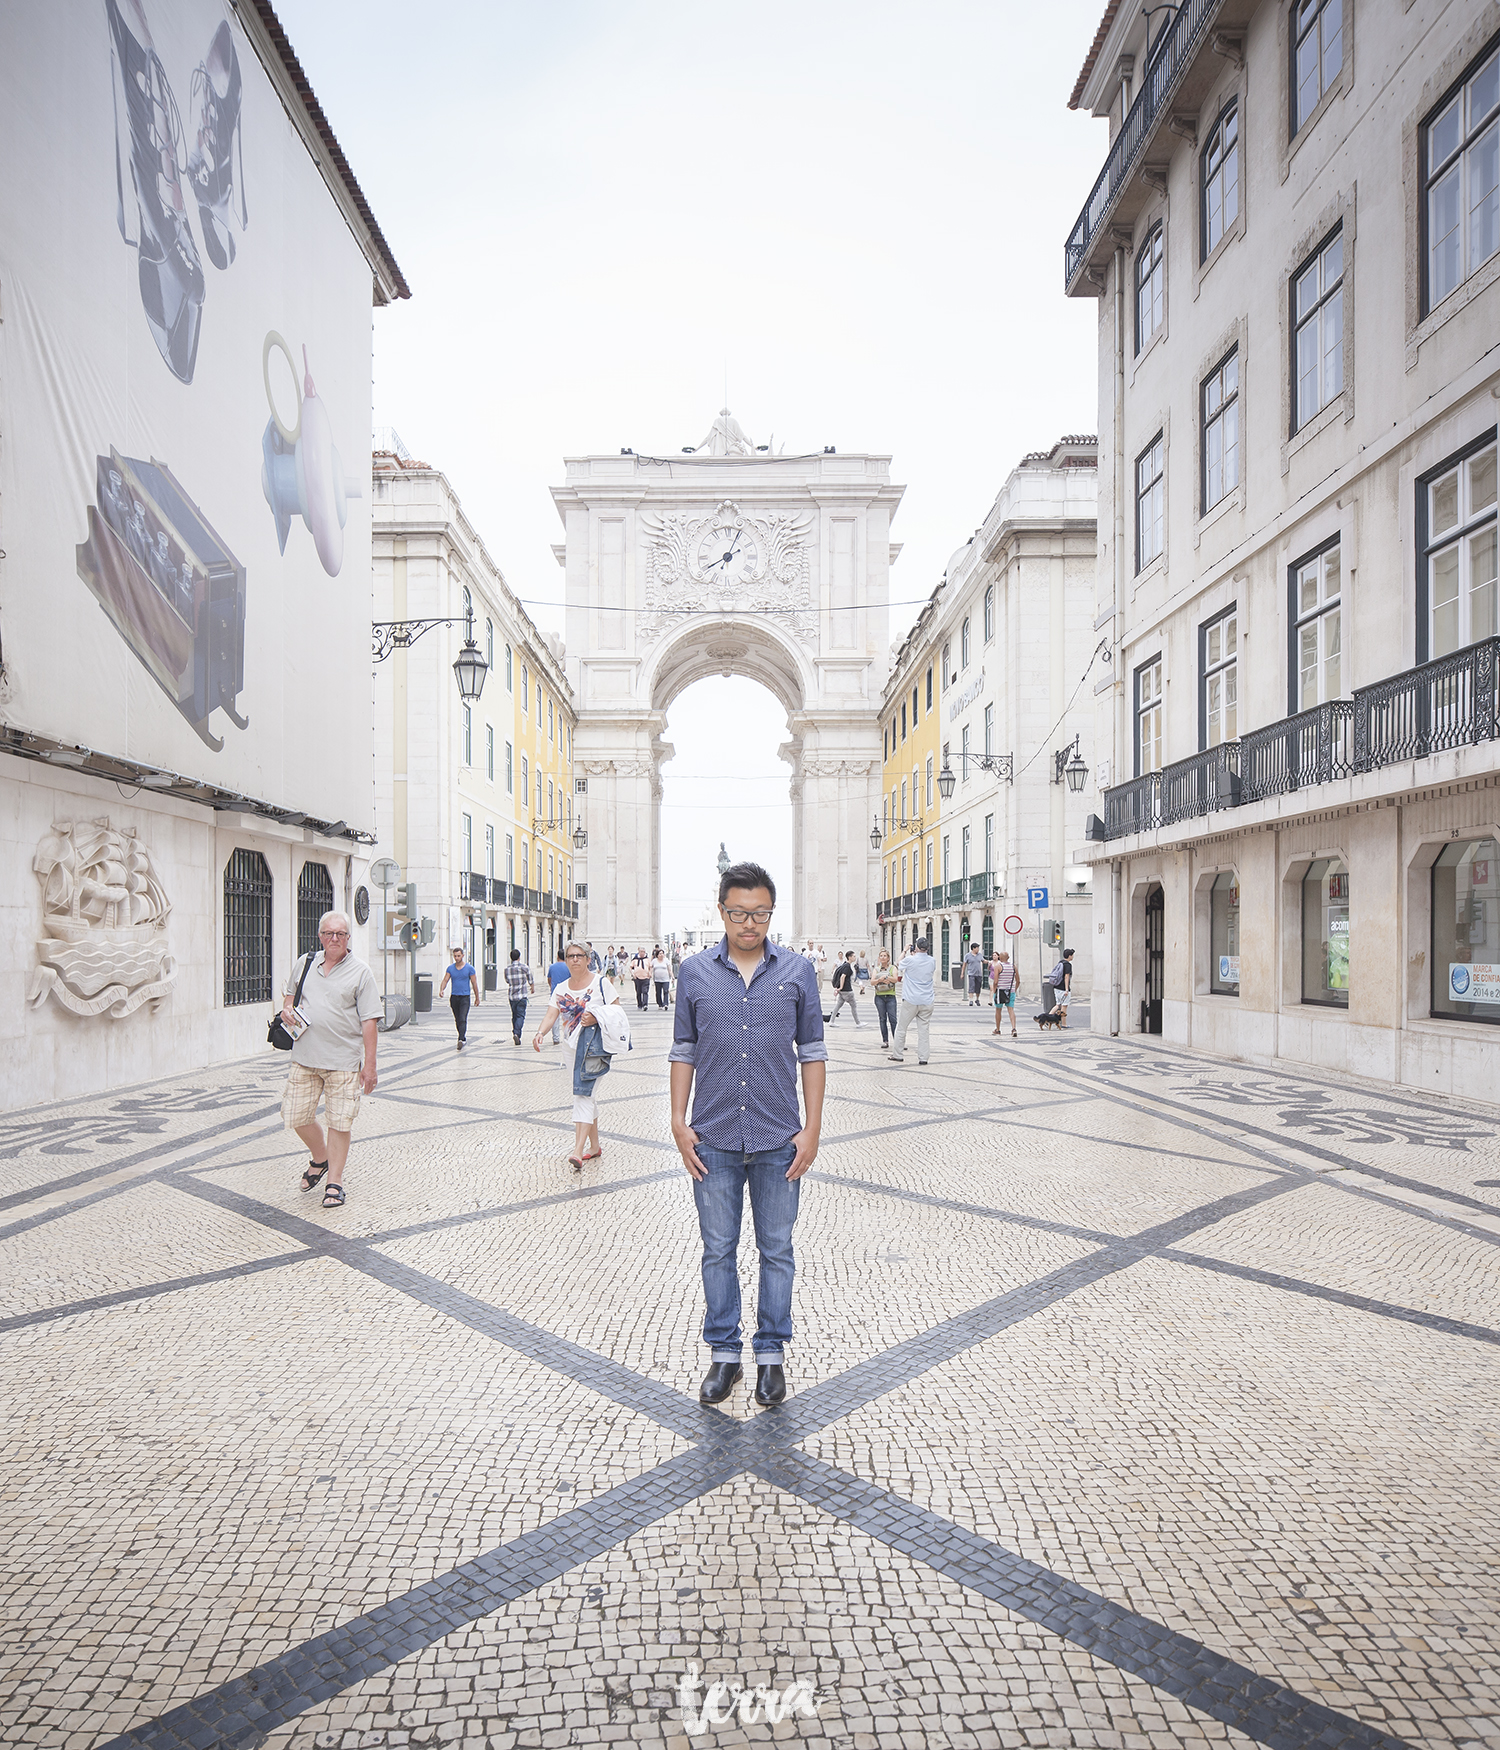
0, 0, 374, 826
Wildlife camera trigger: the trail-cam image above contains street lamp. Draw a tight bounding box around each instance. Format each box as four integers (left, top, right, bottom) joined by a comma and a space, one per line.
572, 823, 588, 850
869, 817, 883, 850
936, 759, 956, 800
1053, 734, 1088, 792
451, 634, 489, 702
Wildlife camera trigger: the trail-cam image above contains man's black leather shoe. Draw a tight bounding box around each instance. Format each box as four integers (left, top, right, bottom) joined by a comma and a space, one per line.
754, 1364, 787, 1407
698, 1362, 742, 1404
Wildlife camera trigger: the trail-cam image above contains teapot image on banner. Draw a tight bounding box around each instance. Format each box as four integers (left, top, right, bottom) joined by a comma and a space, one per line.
260, 333, 362, 576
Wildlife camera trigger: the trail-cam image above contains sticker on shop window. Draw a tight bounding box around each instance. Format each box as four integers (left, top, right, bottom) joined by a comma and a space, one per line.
1450, 963, 1500, 1002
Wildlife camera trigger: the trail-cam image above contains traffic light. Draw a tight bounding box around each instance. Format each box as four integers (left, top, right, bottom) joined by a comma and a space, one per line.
1045, 919, 1065, 948
400, 882, 418, 921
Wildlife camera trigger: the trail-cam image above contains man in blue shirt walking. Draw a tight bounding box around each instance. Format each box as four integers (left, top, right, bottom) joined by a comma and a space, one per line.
547, 949, 571, 1044
670, 861, 827, 1408
438, 946, 481, 1051
889, 936, 936, 1065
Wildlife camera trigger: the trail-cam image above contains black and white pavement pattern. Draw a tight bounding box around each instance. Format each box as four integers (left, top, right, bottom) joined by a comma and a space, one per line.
1, 991, 1497, 1750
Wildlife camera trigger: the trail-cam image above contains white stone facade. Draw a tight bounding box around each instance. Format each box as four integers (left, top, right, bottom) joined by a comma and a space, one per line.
1070, 0, 1500, 1095
555, 419, 903, 943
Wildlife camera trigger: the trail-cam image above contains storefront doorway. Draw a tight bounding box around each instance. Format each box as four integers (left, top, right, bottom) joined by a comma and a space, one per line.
1142, 884, 1164, 1034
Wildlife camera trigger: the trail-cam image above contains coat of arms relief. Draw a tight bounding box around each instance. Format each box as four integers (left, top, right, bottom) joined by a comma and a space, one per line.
28, 818, 178, 1019
638, 501, 816, 647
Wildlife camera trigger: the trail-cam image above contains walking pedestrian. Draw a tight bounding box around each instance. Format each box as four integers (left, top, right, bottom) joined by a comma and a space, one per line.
1047, 947, 1076, 1025
604, 945, 620, 980
652, 946, 672, 1008
504, 947, 534, 1045
281, 911, 380, 1211
855, 947, 870, 993
546, 948, 571, 1043
991, 950, 1020, 1038
671, 860, 825, 1408
829, 950, 862, 1026
889, 936, 936, 1065
631, 947, 651, 1010
533, 942, 629, 1168
438, 945, 481, 1051
870, 949, 898, 1047
964, 943, 985, 1006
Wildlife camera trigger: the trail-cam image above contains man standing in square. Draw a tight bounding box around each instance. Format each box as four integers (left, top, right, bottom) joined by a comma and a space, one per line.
670, 861, 826, 1408
889, 935, 936, 1065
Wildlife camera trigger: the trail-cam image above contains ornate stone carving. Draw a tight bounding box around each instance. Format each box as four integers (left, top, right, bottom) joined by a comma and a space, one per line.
27, 819, 177, 1019
639, 501, 816, 648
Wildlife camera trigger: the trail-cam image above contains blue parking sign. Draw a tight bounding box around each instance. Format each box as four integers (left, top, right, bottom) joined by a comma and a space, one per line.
1026, 886, 1048, 910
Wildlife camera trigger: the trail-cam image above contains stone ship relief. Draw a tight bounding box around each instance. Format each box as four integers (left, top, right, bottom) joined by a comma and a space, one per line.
27, 820, 178, 1019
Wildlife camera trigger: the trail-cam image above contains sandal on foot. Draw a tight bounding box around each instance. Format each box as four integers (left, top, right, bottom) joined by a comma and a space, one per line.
321, 1183, 345, 1208
581, 1147, 603, 1162
568, 1155, 585, 1170
301, 1160, 329, 1191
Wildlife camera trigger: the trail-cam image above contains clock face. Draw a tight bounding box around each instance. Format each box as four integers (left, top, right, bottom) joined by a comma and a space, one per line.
697, 523, 758, 585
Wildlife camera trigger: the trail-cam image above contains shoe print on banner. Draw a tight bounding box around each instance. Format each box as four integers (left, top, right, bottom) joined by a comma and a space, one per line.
187, 19, 247, 269
260, 335, 364, 577
107, 0, 205, 382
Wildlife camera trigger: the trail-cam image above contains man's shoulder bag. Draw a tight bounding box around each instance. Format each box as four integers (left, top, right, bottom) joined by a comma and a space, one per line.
269, 951, 316, 1050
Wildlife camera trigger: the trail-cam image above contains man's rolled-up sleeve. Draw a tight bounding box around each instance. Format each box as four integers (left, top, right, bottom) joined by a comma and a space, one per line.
667, 968, 699, 1065
794, 963, 828, 1062
355, 966, 383, 1024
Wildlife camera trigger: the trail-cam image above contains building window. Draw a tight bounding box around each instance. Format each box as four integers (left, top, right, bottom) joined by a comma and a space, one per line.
1210, 872, 1240, 994
548, 779, 555, 823
961, 617, 971, 669
536, 771, 543, 818
926, 665, 933, 710
462, 585, 473, 635
983, 584, 995, 642
522, 666, 529, 713
942, 835, 950, 885
1291, 539, 1342, 712
926, 842, 934, 892
506, 741, 514, 794
1199, 606, 1238, 748
549, 698, 555, 742
900, 702, 907, 741
1202, 350, 1240, 512
505, 644, 513, 690
1135, 657, 1163, 775
1293, 229, 1343, 433
961, 825, 971, 879
901, 852, 908, 894
912, 684, 919, 724
960, 726, 970, 779
521, 756, 528, 812
901, 778, 908, 819
462, 812, 473, 873
1136, 433, 1164, 571
1292, 0, 1343, 135
462, 704, 472, 766
486, 724, 495, 782
1302, 857, 1349, 1006
549, 852, 555, 890
1423, 41, 1500, 315
223, 848, 272, 1006
925, 755, 933, 810
1421, 434, 1498, 660
486, 825, 495, 881
942, 642, 951, 689
520, 843, 529, 889
983, 813, 993, 873
911, 767, 919, 814
485, 617, 493, 670
505, 833, 514, 882
1433, 838, 1500, 1021
1136, 223, 1164, 352
983, 703, 994, 758
1202, 99, 1240, 259
296, 861, 333, 959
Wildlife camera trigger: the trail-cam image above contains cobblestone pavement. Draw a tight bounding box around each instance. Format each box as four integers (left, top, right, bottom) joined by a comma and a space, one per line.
2, 985, 1498, 1750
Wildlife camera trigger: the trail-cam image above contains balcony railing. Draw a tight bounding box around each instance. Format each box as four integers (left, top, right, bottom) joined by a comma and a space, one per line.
1064, 0, 1221, 291
1099, 639, 1500, 839
916, 887, 931, 913
968, 873, 993, 903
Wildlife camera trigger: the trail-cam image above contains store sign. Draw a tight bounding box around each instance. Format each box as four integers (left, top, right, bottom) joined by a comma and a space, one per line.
1218, 955, 1240, 983
948, 669, 985, 719
1449, 963, 1500, 1003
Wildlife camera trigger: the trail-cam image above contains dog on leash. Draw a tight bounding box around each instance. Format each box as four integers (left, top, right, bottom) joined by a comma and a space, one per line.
1035, 1007, 1065, 1031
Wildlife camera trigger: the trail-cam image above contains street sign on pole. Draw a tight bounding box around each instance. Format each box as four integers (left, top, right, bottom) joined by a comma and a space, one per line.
370, 857, 401, 889
1003, 913, 1024, 936
1026, 886, 1048, 910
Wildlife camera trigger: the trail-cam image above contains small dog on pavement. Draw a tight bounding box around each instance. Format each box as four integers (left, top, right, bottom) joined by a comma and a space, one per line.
1035, 1007, 1065, 1031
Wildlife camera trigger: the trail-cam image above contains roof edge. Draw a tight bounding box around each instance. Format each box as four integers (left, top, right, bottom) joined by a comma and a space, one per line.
1069, 0, 1122, 110
240, 0, 410, 303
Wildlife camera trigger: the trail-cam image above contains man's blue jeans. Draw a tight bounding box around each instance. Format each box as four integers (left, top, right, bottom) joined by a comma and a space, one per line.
691, 1141, 800, 1362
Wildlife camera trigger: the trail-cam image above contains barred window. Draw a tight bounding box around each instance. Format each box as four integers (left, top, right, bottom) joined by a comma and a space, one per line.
296, 861, 333, 959
224, 848, 272, 1006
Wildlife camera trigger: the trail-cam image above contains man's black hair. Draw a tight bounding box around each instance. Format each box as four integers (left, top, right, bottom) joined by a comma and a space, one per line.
509, 947, 521, 961
718, 860, 776, 906
915, 937, 929, 952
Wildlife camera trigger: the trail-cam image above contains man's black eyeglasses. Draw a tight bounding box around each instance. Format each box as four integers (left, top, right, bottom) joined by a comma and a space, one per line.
723, 907, 774, 925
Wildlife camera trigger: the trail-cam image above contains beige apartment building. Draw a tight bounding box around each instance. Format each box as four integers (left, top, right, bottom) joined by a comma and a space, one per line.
1069, 0, 1499, 1095
372, 442, 577, 1009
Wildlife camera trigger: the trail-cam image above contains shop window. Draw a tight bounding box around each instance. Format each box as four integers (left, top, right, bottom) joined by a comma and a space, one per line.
1301, 857, 1349, 1006
1432, 839, 1500, 1021
1135, 656, 1164, 775
982, 913, 994, 955
1419, 433, 1497, 660
1209, 872, 1240, 994
1200, 606, 1238, 748
1291, 540, 1342, 711
1422, 39, 1499, 316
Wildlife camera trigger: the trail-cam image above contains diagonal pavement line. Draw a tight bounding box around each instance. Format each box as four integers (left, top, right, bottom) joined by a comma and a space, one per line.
810, 1170, 1115, 1244
169, 1175, 721, 1444
365, 1169, 680, 1245
93, 1443, 750, 1750
749, 1448, 1413, 1750
1157, 1248, 1500, 1347
0, 1248, 314, 1335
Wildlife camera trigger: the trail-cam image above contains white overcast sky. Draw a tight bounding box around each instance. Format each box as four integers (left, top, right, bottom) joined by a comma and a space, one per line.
276, 0, 1110, 936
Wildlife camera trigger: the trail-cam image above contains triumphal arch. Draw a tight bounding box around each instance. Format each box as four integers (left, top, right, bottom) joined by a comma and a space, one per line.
554, 412, 903, 943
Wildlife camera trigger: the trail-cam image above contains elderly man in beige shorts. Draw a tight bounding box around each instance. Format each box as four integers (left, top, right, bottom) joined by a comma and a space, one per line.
281, 910, 382, 1210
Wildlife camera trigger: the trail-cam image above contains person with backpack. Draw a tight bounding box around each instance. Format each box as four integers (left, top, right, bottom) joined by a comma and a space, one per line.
1047, 948, 1075, 1025
829, 950, 862, 1026
990, 950, 1020, 1038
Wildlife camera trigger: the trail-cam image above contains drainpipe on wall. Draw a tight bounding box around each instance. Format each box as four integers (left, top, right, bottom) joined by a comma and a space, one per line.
1110, 242, 1126, 1037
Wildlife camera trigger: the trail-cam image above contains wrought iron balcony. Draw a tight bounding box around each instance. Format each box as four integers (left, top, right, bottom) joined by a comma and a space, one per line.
1098, 639, 1500, 839
1064, 0, 1224, 293
968, 873, 993, 904
916, 887, 931, 913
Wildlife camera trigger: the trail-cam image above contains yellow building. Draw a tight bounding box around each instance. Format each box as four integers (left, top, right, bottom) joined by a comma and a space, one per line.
876, 585, 944, 957
506, 632, 577, 969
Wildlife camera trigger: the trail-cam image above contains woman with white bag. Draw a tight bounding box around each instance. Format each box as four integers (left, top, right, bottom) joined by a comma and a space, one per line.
533, 942, 631, 1168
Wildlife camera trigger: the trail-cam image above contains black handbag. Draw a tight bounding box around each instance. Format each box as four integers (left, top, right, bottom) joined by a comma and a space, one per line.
268, 950, 316, 1050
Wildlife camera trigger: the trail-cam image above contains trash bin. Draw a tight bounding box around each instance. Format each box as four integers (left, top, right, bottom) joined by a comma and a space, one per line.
414, 973, 433, 1014
951, 965, 964, 991
483, 965, 498, 993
